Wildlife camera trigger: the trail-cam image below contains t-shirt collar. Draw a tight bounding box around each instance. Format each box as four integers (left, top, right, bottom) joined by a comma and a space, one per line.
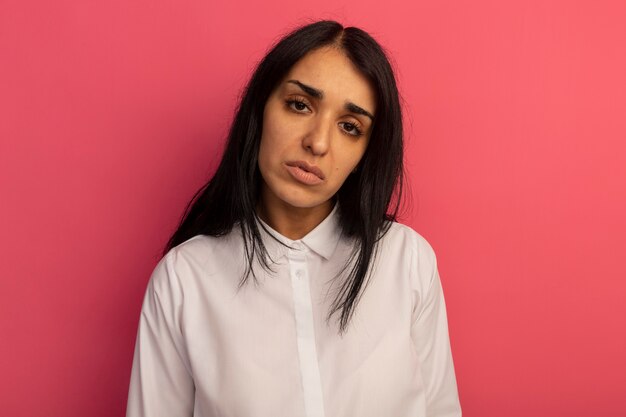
255, 202, 341, 261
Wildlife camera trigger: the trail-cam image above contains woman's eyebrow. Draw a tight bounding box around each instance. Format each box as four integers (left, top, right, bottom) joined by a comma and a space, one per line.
345, 102, 374, 121
286, 79, 375, 121
287, 79, 323, 99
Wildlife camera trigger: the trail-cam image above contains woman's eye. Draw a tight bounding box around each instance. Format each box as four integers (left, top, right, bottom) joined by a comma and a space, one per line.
286, 99, 311, 113
339, 121, 363, 137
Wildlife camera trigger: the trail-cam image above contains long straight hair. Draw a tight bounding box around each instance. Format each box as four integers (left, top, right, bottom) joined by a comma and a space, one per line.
164, 20, 404, 333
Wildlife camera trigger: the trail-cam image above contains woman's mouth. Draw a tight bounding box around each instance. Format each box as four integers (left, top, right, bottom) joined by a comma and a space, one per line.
285, 161, 325, 185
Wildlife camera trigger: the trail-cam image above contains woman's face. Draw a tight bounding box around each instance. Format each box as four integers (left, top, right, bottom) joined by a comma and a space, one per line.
258, 46, 376, 215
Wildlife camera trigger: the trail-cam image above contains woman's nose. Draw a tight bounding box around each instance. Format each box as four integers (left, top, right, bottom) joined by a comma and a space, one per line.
302, 116, 332, 156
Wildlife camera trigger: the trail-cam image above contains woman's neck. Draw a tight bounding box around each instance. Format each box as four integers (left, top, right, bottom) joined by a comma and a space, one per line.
256, 191, 334, 240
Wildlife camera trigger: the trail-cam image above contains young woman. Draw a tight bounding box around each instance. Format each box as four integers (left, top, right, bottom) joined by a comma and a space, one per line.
126, 20, 461, 417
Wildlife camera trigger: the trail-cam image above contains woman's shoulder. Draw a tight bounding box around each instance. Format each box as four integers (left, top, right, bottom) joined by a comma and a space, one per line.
149, 228, 245, 291
379, 220, 439, 283
382, 220, 437, 259
171, 231, 236, 259
175, 226, 245, 263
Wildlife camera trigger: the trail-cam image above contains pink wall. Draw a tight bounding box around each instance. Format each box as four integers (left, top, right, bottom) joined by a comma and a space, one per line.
1, 0, 625, 415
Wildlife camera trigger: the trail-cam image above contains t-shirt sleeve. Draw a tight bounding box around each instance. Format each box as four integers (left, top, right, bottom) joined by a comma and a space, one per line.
126, 249, 195, 417
410, 234, 462, 417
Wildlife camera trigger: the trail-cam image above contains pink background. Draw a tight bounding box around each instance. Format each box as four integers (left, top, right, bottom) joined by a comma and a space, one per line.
2, 0, 625, 416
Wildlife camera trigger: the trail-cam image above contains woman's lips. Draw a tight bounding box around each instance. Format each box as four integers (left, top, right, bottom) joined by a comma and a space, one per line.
285, 161, 325, 185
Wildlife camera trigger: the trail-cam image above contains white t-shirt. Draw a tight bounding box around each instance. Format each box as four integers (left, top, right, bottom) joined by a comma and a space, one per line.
126, 203, 462, 417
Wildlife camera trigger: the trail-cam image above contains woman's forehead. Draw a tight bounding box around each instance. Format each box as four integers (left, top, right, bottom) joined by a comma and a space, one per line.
278, 47, 377, 113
